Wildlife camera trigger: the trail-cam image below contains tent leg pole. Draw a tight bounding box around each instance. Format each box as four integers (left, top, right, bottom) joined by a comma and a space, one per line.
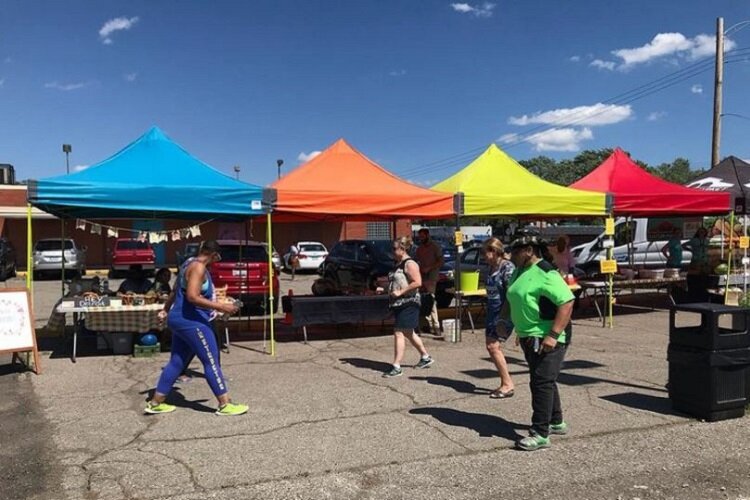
607, 215, 614, 329
455, 213, 461, 342
725, 211, 735, 304
26, 204, 33, 299
61, 218, 66, 297
267, 213, 275, 356
744, 215, 748, 295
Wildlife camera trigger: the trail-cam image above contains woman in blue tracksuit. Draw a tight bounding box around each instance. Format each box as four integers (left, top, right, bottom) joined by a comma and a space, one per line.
145, 241, 247, 416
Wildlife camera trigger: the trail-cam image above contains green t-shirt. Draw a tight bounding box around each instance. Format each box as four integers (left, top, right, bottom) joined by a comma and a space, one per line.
507, 260, 575, 343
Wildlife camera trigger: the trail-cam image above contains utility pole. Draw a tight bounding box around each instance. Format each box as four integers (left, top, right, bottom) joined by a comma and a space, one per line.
233, 165, 241, 180
276, 159, 284, 180
711, 17, 724, 167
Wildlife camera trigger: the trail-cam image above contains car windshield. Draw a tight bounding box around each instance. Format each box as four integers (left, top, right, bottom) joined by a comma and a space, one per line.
219, 245, 268, 263
300, 244, 326, 253
117, 240, 151, 250
370, 240, 394, 260
36, 240, 73, 251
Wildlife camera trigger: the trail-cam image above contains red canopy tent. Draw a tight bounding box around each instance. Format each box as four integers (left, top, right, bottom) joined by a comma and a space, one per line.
571, 148, 731, 216
270, 138, 455, 221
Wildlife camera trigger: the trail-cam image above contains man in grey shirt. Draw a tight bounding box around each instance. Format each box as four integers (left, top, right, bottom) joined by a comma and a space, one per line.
415, 228, 444, 335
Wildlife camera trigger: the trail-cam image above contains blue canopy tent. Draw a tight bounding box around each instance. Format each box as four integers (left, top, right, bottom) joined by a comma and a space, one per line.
27, 126, 279, 355
27, 126, 272, 220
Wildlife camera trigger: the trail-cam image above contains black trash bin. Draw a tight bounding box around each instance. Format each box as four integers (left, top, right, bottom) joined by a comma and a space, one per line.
667, 344, 749, 421
669, 303, 750, 350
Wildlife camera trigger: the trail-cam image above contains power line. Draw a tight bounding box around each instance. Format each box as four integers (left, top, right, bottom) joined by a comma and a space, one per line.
399, 47, 750, 180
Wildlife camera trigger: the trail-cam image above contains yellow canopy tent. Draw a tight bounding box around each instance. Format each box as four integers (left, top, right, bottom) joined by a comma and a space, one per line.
432, 144, 612, 335
432, 144, 610, 216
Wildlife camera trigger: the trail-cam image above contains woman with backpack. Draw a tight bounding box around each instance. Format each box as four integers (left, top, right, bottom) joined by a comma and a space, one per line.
381, 236, 435, 378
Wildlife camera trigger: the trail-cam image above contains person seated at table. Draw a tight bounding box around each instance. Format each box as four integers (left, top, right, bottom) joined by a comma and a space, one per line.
118, 265, 153, 295
150, 268, 172, 296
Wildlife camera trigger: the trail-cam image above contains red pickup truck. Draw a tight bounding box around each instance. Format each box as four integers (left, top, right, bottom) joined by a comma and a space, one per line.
111, 239, 155, 275
209, 240, 280, 314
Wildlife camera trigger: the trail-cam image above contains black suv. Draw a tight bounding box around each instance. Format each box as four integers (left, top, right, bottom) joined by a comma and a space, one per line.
319, 240, 394, 292
0, 238, 17, 281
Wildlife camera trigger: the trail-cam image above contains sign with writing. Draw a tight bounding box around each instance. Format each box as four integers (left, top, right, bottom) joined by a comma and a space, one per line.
740, 237, 750, 250
73, 295, 111, 308
0, 289, 40, 374
599, 260, 618, 274
605, 218, 615, 236
454, 231, 463, 247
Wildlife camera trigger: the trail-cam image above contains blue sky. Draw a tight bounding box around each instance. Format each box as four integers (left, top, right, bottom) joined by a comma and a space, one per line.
2, 0, 750, 187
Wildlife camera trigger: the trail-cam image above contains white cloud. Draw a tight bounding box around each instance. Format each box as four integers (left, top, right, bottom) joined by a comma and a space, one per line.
497, 133, 520, 145
606, 32, 737, 70
124, 72, 137, 82
647, 111, 667, 121
72, 165, 89, 172
508, 103, 632, 127
297, 151, 321, 163
388, 69, 407, 77
44, 81, 90, 91
99, 16, 139, 44
450, 2, 496, 18
410, 179, 440, 187
590, 59, 616, 71
569, 55, 581, 63
691, 84, 703, 94
525, 127, 594, 152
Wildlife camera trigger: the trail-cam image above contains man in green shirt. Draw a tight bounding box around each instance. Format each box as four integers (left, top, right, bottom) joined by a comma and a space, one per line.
501, 233, 574, 451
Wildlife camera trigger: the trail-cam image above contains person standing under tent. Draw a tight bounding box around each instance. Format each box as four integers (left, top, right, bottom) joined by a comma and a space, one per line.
661, 228, 683, 270
552, 236, 576, 275
482, 237, 516, 399
415, 228, 444, 336
382, 236, 435, 377
503, 234, 574, 451
146, 241, 247, 416
683, 227, 710, 302
288, 242, 300, 281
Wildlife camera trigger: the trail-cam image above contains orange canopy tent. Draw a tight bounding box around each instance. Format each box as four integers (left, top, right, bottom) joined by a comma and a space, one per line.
270, 139, 455, 221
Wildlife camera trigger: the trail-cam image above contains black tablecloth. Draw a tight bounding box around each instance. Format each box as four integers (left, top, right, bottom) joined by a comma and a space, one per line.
289, 295, 391, 328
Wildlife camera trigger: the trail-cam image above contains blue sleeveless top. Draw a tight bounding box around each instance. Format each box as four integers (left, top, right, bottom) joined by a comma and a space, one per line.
168, 257, 214, 325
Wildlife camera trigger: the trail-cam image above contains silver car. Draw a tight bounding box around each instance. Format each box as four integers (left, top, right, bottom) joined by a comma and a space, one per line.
33, 239, 87, 278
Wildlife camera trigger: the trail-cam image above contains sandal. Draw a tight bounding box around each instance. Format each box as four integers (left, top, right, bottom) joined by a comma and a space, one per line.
490, 388, 515, 399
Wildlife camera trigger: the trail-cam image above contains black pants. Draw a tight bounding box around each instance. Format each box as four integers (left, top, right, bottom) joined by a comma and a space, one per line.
686, 273, 710, 303
521, 338, 567, 438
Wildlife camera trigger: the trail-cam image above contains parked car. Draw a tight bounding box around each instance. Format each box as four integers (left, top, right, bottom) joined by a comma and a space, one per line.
32, 238, 87, 279
209, 240, 280, 314
572, 217, 697, 276
284, 241, 328, 272
0, 237, 17, 281
111, 239, 155, 276
319, 240, 393, 292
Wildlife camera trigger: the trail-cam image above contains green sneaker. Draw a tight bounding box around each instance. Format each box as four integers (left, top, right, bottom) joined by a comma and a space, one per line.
516, 434, 550, 451
549, 421, 569, 435
144, 401, 176, 414
216, 402, 249, 416
382, 366, 403, 378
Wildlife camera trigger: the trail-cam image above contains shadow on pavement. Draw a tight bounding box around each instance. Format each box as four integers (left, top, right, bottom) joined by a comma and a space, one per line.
409, 376, 492, 395
339, 357, 393, 373
558, 372, 667, 393
410, 407, 526, 441
139, 386, 215, 413
600, 392, 677, 416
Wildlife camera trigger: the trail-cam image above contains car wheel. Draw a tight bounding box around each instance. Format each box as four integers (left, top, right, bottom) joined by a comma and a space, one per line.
33, 271, 41, 281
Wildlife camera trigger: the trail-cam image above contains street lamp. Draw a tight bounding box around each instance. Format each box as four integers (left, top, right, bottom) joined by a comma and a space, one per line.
233, 165, 241, 180
62, 144, 72, 174
276, 159, 284, 180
